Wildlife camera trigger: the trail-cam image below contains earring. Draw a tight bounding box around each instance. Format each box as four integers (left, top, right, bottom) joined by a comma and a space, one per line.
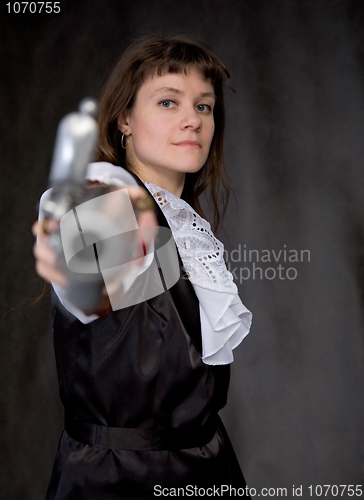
121, 133, 128, 150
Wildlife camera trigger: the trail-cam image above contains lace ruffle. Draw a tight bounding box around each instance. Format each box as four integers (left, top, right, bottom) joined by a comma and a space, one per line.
144, 183, 237, 293
144, 182, 252, 365
85, 162, 137, 187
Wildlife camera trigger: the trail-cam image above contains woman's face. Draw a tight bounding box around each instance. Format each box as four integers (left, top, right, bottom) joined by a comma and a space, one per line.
119, 67, 215, 193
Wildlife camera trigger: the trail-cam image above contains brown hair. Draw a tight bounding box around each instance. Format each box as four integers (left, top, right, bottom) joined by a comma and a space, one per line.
97, 35, 233, 231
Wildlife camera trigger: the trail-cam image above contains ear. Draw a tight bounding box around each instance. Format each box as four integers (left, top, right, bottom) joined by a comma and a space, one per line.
117, 114, 131, 135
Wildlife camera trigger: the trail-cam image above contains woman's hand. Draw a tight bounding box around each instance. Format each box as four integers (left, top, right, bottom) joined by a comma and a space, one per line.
33, 184, 158, 314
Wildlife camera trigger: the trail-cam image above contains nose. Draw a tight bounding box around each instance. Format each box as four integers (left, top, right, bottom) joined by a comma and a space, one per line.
179, 107, 202, 131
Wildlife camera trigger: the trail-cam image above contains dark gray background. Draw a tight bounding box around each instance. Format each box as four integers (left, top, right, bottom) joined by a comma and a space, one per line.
1, 0, 364, 498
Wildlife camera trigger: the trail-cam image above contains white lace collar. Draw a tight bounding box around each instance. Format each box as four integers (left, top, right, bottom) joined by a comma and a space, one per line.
144, 181, 252, 365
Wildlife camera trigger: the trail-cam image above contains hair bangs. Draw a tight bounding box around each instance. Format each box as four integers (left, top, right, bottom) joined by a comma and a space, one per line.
129, 36, 229, 89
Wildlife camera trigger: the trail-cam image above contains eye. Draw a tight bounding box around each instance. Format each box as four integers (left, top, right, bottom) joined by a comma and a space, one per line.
159, 100, 177, 108
196, 104, 212, 113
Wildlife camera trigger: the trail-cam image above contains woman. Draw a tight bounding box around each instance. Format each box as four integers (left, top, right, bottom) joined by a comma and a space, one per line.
34, 35, 252, 499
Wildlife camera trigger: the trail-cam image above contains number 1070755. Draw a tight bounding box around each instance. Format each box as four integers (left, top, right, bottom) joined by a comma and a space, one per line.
6, 2, 61, 14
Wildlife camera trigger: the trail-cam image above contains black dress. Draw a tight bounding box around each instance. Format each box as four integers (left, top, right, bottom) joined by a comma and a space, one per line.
46, 194, 249, 499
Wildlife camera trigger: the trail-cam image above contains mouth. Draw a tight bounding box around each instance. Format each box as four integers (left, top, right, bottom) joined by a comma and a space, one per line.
173, 140, 202, 150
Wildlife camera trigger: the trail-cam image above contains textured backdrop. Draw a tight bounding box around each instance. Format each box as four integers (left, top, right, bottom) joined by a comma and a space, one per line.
1, 0, 363, 498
